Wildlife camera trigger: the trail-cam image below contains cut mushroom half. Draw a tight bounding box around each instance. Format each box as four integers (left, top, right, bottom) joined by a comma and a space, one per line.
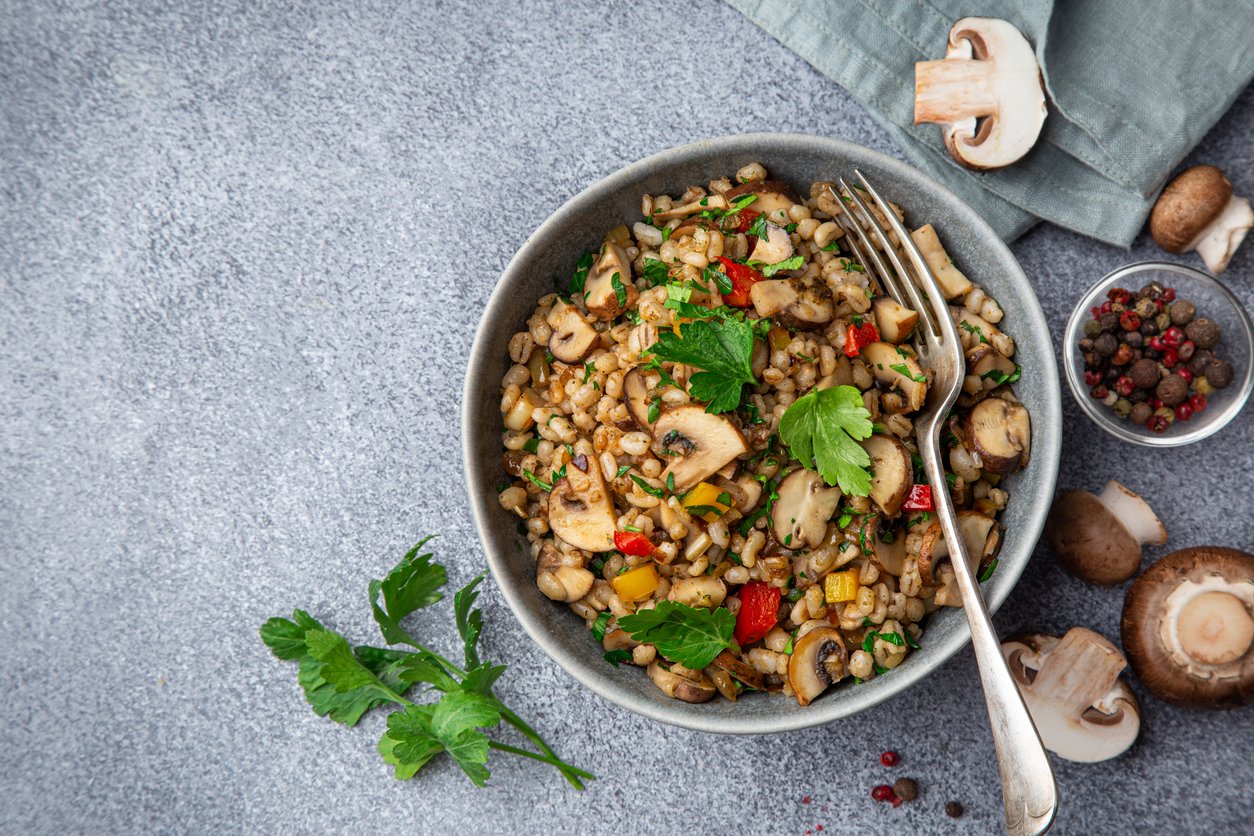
770, 468, 843, 551
961, 343, 1019, 405
1001, 628, 1141, 762
647, 661, 717, 703
547, 300, 599, 363
749, 221, 795, 265
749, 277, 833, 330
965, 396, 1030, 475
871, 296, 919, 345
1150, 166, 1253, 274
917, 510, 1002, 588
787, 626, 848, 706
909, 224, 973, 300
1046, 481, 1168, 586
860, 433, 914, 517
914, 17, 1047, 170
652, 405, 749, 492
708, 649, 765, 696
547, 454, 617, 553
623, 369, 654, 429
724, 180, 799, 221
583, 242, 638, 321
861, 342, 928, 412
1121, 546, 1254, 709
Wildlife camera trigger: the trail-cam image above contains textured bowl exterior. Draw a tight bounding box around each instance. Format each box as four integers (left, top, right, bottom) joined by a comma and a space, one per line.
461, 134, 1061, 734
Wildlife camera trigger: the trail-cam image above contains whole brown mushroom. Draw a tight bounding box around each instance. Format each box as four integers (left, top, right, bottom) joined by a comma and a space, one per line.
1121, 547, 1254, 708
1046, 481, 1167, 585
1149, 165, 1254, 273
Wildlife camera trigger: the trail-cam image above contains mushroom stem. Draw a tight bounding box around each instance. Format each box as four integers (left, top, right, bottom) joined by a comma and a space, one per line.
1192, 195, 1254, 274
1095, 480, 1168, 547
1029, 628, 1128, 718
914, 55, 999, 123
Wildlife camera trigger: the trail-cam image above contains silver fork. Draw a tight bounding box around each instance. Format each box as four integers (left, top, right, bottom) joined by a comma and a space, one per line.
833, 171, 1058, 836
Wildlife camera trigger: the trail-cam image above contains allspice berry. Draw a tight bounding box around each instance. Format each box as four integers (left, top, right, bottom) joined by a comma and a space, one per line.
1169, 299, 1196, 325
1156, 374, 1189, 407
1130, 402, 1153, 425
1188, 349, 1216, 375
1094, 333, 1118, 356
1129, 358, 1160, 389
893, 778, 919, 802
1205, 359, 1235, 389
1184, 317, 1221, 350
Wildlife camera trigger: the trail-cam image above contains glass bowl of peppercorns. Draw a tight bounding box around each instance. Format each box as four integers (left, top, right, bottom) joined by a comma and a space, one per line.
1064, 261, 1253, 446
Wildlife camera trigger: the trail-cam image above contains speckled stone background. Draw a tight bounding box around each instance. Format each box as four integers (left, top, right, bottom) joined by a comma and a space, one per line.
3, 2, 1252, 834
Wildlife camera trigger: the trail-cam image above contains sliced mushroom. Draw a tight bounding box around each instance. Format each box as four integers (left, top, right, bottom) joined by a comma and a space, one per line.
750, 221, 795, 265
1150, 165, 1253, 274
860, 433, 914, 517
536, 564, 596, 604
668, 576, 728, 609
647, 661, 717, 703
583, 242, 638, 320
724, 180, 799, 220
917, 510, 1002, 587
623, 368, 654, 429
770, 468, 843, 551
503, 386, 544, 432
749, 278, 833, 330
1001, 628, 1141, 762
861, 341, 928, 412
547, 300, 599, 363
1121, 547, 1254, 708
867, 516, 908, 576
787, 626, 848, 706
651, 194, 729, 222
965, 396, 1030, 475
1046, 481, 1167, 586
652, 405, 749, 492
548, 455, 616, 553
913, 17, 1048, 170
708, 649, 765, 691
909, 224, 972, 299
964, 342, 1018, 398
872, 296, 920, 344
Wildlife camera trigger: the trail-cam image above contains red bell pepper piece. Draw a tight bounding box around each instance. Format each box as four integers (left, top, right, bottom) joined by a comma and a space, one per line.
717, 256, 764, 308
734, 581, 781, 646
843, 321, 880, 358
902, 484, 933, 512
613, 530, 654, 557
734, 208, 760, 234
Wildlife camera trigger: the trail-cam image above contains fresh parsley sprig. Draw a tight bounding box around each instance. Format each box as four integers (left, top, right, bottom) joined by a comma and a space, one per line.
617, 600, 736, 669
778, 385, 875, 495
261, 537, 594, 789
649, 317, 759, 414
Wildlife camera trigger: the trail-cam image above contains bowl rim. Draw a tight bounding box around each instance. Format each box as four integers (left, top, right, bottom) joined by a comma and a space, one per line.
461, 132, 1061, 734
1062, 261, 1254, 447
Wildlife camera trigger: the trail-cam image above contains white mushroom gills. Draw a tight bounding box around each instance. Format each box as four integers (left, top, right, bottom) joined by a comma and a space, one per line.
1002, 628, 1141, 763
1094, 480, 1168, 548
1161, 575, 1254, 672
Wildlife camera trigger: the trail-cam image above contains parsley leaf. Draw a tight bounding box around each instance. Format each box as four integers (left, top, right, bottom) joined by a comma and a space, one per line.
610, 272, 627, 307
453, 572, 487, 669
591, 610, 612, 642
890, 363, 928, 383
379, 692, 501, 785
745, 214, 770, 240
643, 258, 670, 287
778, 385, 874, 495
368, 536, 446, 645
705, 264, 733, 295
567, 251, 594, 295
603, 648, 633, 667
617, 600, 736, 669
650, 318, 758, 414
759, 255, 804, 277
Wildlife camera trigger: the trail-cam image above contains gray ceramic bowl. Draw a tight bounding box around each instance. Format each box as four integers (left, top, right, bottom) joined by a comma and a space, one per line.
462, 133, 1061, 734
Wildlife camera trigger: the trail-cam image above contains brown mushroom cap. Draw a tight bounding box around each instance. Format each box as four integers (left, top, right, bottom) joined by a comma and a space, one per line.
1046, 491, 1143, 585
1150, 166, 1233, 253
1121, 546, 1254, 709
787, 626, 848, 706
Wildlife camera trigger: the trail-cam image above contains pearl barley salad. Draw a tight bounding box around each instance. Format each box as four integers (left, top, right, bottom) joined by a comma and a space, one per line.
497, 163, 1031, 707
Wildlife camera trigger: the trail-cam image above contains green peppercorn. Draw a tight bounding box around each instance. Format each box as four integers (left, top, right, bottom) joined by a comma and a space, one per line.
1113, 398, 1133, 418
1083, 319, 1103, 338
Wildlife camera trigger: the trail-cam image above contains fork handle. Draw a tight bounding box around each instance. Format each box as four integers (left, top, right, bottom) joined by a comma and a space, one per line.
935, 490, 1058, 835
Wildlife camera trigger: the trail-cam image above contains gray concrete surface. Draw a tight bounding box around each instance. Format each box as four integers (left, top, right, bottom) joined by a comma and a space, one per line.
2, 1, 1252, 834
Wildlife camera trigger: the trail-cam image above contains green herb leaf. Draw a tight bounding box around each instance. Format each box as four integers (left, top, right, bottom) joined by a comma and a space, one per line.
706, 264, 733, 296
643, 258, 670, 287
591, 610, 612, 642
523, 469, 553, 492
604, 648, 633, 666
646, 398, 661, 424
745, 214, 770, 240
379, 691, 501, 785
905, 631, 921, 650
617, 600, 735, 669
610, 272, 627, 307
615, 464, 632, 479
630, 474, 665, 499
979, 558, 999, 582
821, 240, 841, 253
568, 252, 594, 295
890, 363, 928, 383
368, 536, 447, 645
453, 572, 487, 669
724, 194, 758, 216
778, 385, 874, 495
760, 255, 804, 277
650, 318, 758, 414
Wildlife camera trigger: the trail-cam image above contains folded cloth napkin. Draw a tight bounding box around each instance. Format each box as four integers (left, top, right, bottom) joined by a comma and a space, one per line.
727, 0, 1254, 245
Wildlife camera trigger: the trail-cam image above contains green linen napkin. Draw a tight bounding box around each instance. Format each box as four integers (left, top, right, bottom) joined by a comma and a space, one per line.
727, 0, 1254, 245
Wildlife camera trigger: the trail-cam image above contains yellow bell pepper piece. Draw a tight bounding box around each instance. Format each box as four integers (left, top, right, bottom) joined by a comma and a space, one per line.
680, 481, 732, 522
824, 569, 861, 604
611, 564, 660, 603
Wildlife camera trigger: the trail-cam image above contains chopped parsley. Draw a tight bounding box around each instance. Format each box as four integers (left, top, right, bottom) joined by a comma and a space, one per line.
522, 469, 553, 492
603, 649, 633, 667
591, 611, 612, 642
759, 255, 804, 277
610, 272, 628, 307
567, 251, 594, 295
630, 474, 665, 499
643, 258, 669, 288
890, 363, 928, 383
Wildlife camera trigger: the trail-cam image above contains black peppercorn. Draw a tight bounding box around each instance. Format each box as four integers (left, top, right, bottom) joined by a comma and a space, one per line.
1129, 388, 1148, 404
1205, 359, 1235, 389
1185, 318, 1221, 350
1094, 333, 1117, 356
1169, 300, 1196, 325
1140, 320, 1158, 336
946, 801, 965, 819
1078, 337, 1095, 352
1156, 375, 1189, 407
1099, 312, 1120, 332
1123, 330, 1142, 348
